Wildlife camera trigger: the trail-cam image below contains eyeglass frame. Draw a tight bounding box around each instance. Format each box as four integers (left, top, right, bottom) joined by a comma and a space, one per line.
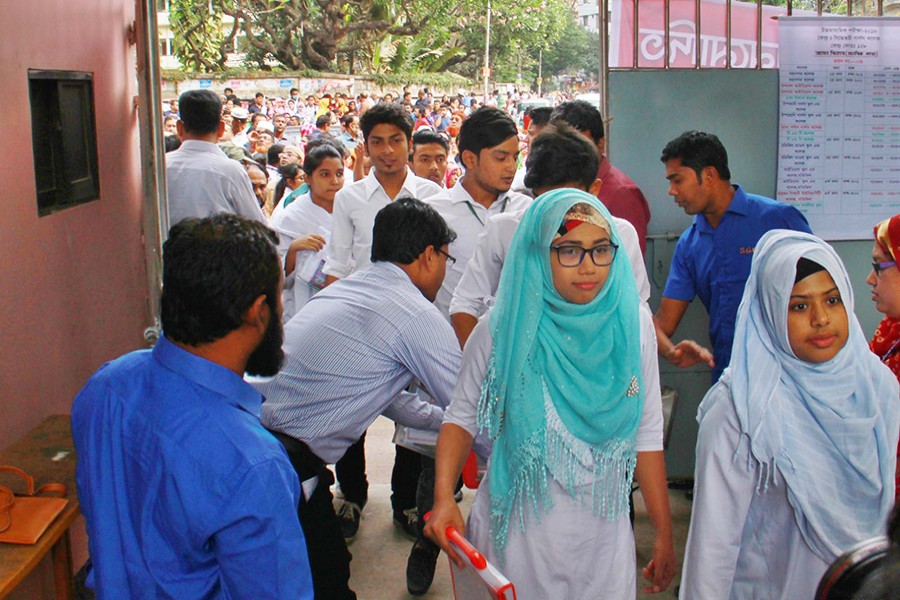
549, 243, 619, 268
872, 260, 897, 277
436, 247, 457, 266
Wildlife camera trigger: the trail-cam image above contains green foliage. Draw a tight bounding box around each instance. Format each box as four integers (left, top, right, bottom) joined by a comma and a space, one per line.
168, 0, 231, 72
541, 16, 600, 79
164, 0, 579, 81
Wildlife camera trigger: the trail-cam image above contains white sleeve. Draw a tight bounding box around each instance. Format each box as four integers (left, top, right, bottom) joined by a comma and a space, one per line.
322, 190, 353, 278
613, 217, 650, 303
449, 219, 503, 318
635, 303, 664, 451
680, 385, 755, 599
443, 316, 493, 436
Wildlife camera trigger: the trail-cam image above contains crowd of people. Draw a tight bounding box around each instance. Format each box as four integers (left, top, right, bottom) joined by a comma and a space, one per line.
68, 85, 900, 600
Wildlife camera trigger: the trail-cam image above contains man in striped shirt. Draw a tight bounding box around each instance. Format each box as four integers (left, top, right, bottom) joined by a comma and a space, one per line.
256, 198, 461, 600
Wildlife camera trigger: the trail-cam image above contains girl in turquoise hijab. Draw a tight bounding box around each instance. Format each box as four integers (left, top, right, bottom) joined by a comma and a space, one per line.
426, 188, 675, 598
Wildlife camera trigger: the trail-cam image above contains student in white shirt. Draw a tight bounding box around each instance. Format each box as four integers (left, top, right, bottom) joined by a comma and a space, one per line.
680, 231, 899, 599
271, 145, 345, 322
323, 103, 446, 283
405, 107, 532, 595
409, 129, 450, 187
430, 107, 532, 317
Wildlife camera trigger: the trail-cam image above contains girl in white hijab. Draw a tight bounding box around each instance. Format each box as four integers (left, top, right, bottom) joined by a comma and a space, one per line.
681, 230, 900, 599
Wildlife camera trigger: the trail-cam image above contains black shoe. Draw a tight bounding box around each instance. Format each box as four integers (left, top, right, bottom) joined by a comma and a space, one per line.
393, 508, 419, 540
406, 537, 440, 596
337, 501, 362, 543
454, 489, 464, 503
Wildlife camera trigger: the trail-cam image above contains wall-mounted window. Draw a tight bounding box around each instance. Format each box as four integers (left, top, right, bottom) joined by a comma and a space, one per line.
28, 70, 100, 216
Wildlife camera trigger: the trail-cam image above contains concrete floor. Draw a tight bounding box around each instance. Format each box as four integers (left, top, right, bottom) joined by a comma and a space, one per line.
342, 417, 691, 599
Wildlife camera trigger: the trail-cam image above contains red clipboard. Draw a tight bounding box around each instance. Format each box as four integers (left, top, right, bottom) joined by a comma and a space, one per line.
446, 526, 516, 600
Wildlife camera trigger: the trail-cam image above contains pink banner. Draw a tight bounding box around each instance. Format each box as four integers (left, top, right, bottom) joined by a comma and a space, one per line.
610, 0, 818, 69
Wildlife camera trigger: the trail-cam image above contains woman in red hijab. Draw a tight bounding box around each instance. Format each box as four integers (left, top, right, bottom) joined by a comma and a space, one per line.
868, 214, 900, 499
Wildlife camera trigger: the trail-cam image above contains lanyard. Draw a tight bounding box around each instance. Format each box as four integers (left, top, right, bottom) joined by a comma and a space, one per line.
464, 196, 508, 226
882, 336, 900, 363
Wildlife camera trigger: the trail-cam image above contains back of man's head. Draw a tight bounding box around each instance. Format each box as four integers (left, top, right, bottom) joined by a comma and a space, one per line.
305, 134, 347, 159
360, 102, 413, 141
524, 123, 600, 192
371, 198, 456, 265
529, 107, 553, 129
161, 214, 280, 346
267, 143, 286, 167
457, 106, 518, 157
660, 130, 731, 180
550, 100, 604, 144
164, 134, 182, 153
178, 90, 223, 136
316, 114, 331, 130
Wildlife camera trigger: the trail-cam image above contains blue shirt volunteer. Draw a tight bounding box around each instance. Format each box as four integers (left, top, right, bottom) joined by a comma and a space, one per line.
71, 336, 314, 600
663, 185, 812, 382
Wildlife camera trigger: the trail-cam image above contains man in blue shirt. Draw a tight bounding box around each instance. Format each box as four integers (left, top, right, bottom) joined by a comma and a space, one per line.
654, 131, 812, 382
71, 215, 313, 600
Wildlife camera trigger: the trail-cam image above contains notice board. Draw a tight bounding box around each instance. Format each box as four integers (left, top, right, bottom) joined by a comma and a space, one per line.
777, 17, 900, 240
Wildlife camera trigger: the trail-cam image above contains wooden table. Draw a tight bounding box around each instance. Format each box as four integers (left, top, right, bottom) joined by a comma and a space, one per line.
0, 415, 79, 600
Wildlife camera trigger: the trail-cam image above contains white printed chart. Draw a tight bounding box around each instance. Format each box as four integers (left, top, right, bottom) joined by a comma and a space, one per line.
777, 17, 900, 240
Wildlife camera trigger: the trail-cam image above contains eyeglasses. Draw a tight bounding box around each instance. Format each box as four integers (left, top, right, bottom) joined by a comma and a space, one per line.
437, 248, 457, 266
550, 243, 619, 268
872, 260, 897, 277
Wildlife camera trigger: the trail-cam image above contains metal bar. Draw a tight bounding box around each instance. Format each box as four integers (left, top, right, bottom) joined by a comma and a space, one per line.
695, 0, 701, 68
756, 0, 763, 68
135, 0, 166, 344
664, 0, 671, 69
817, 0, 823, 17
599, 0, 611, 124
484, 0, 491, 104
878, 0, 884, 16
847, 0, 853, 16
726, 0, 732, 68
787, 0, 792, 16
633, 0, 639, 68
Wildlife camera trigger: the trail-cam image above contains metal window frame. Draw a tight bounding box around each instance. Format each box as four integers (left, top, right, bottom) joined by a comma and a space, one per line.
598, 0, 887, 121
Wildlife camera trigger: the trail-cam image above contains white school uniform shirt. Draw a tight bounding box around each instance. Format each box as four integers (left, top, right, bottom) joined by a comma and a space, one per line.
510, 166, 532, 197
270, 193, 333, 322
449, 208, 651, 320
165, 140, 266, 226
322, 168, 447, 278
429, 182, 532, 317
679, 384, 830, 599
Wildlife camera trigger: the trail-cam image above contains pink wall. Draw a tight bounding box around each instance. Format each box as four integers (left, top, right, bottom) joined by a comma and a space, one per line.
0, 0, 149, 450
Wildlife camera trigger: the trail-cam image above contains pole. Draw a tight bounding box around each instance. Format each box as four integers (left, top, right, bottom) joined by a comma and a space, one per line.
538, 47, 543, 97
135, 0, 167, 345
484, 0, 491, 104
